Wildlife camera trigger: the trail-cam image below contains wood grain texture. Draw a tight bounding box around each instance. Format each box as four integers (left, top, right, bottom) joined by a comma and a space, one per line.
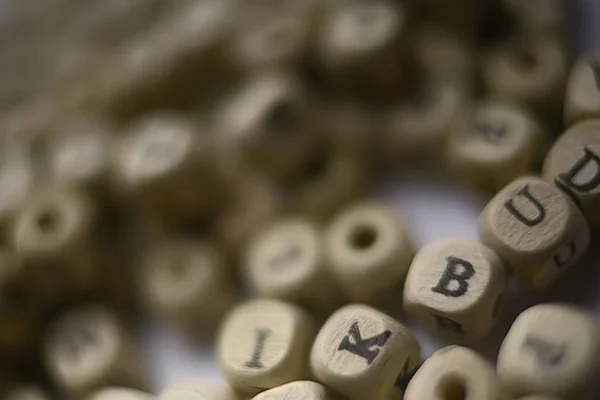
403, 237, 506, 339
404, 345, 508, 400
251, 381, 330, 400
564, 51, 600, 125
445, 101, 546, 194
217, 299, 316, 396
542, 119, 600, 228
310, 304, 420, 400
159, 380, 242, 400
325, 202, 415, 302
479, 176, 590, 289
497, 303, 600, 398
44, 307, 146, 398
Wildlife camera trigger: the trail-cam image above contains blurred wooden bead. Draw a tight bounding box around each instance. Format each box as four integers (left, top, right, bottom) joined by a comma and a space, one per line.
140, 240, 237, 331
317, 0, 409, 102
245, 218, 336, 308
0, 153, 35, 242
87, 388, 155, 400
310, 304, 420, 400
321, 102, 374, 162
445, 102, 545, 193
403, 238, 506, 339
3, 386, 49, 400
542, 119, 600, 228
497, 304, 600, 398
325, 202, 415, 302
564, 51, 600, 126
10, 186, 96, 299
483, 37, 568, 117
479, 176, 590, 289
502, 0, 566, 37
252, 381, 330, 400
515, 396, 561, 400
404, 346, 506, 400
214, 71, 319, 180
381, 83, 468, 169
44, 307, 145, 397
217, 299, 316, 396
160, 380, 241, 400
113, 113, 221, 227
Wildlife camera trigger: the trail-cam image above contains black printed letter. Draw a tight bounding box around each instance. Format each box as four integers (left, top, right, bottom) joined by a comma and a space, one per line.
431, 256, 475, 297
245, 328, 272, 369
553, 240, 577, 268
523, 336, 565, 367
338, 322, 392, 364
504, 185, 546, 227
558, 147, 600, 195
472, 118, 508, 143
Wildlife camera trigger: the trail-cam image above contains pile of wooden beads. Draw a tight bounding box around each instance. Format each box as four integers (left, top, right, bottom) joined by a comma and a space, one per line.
1, 0, 599, 399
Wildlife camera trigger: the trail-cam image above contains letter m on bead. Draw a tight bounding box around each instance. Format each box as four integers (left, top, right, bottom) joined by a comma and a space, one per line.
337, 322, 392, 365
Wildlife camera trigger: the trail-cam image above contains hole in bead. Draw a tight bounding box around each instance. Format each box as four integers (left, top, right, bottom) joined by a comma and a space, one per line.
267, 100, 299, 132
349, 224, 378, 250
36, 208, 61, 233
438, 375, 467, 400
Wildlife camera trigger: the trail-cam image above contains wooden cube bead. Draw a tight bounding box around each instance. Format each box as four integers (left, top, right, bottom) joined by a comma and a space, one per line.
479, 176, 590, 289
381, 83, 469, 170
140, 240, 237, 332
112, 113, 221, 226
482, 37, 568, 116
159, 380, 241, 400
542, 119, 600, 229
310, 304, 420, 400
10, 186, 96, 299
497, 304, 600, 398
214, 71, 319, 180
252, 381, 330, 400
403, 238, 506, 339
44, 307, 146, 397
217, 299, 316, 396
317, 0, 409, 102
245, 218, 336, 308
564, 51, 600, 126
87, 388, 155, 400
404, 345, 507, 400
445, 101, 546, 194
324, 202, 415, 302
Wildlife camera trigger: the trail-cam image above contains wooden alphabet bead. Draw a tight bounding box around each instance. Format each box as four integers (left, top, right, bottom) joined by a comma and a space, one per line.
140, 240, 237, 331
87, 388, 154, 400
325, 202, 415, 301
310, 304, 420, 400
479, 176, 590, 289
404, 345, 506, 400
564, 51, 600, 126
445, 102, 546, 193
217, 299, 316, 396
317, 0, 409, 102
482, 37, 568, 116
252, 381, 330, 400
214, 71, 319, 180
10, 186, 96, 299
160, 380, 241, 400
245, 218, 336, 308
542, 120, 600, 228
113, 113, 221, 226
44, 307, 145, 397
403, 238, 506, 339
497, 304, 600, 398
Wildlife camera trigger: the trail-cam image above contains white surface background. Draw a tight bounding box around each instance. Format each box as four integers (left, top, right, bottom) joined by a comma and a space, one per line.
131, 1, 600, 396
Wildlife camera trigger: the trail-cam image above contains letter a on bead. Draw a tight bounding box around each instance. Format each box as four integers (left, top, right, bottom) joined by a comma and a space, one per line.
337, 322, 392, 365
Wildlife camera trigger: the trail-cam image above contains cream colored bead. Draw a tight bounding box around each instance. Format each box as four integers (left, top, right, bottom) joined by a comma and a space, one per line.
44, 307, 145, 398
403, 238, 506, 339
213, 70, 319, 180
217, 299, 316, 396
324, 202, 415, 302
479, 176, 590, 289
542, 119, 600, 228
87, 388, 155, 400
482, 37, 568, 116
381, 83, 468, 169
404, 346, 507, 400
515, 396, 562, 400
252, 381, 330, 400
310, 304, 420, 400
564, 51, 600, 126
245, 218, 336, 308
445, 101, 546, 194
160, 380, 242, 400
497, 304, 600, 398
0, 153, 35, 239
140, 240, 237, 332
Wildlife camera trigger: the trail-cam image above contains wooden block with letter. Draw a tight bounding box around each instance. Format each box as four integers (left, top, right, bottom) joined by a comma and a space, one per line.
479, 176, 590, 289
251, 381, 331, 400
